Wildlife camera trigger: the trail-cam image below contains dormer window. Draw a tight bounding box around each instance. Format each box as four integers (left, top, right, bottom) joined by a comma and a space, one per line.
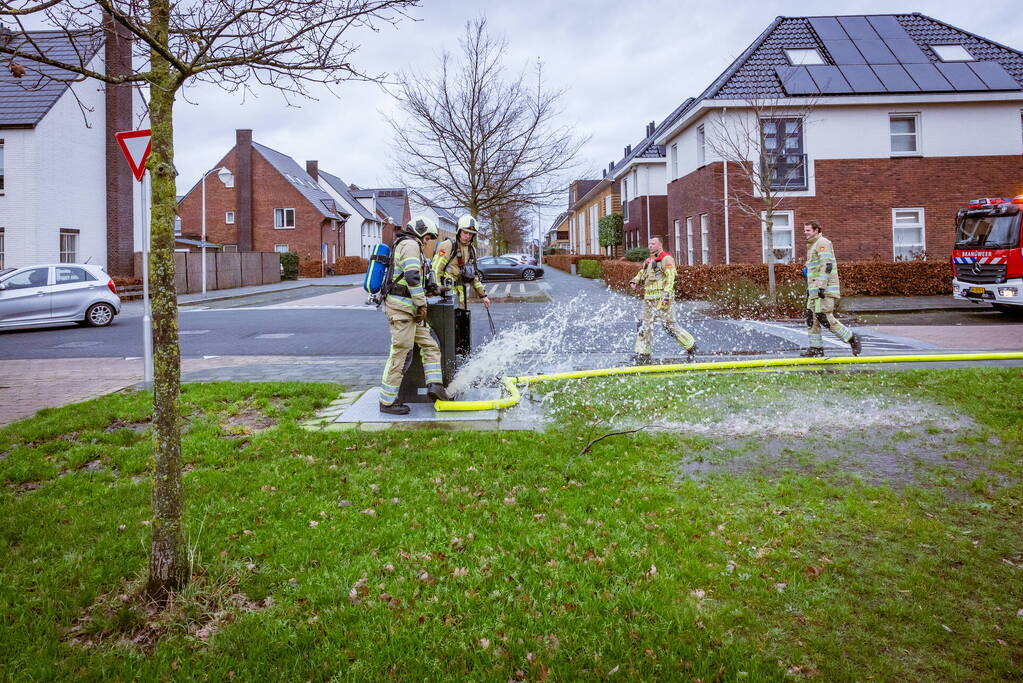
931, 44, 973, 62
784, 48, 825, 66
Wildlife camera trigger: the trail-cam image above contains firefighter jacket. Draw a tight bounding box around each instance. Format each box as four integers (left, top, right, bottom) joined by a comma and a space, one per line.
805, 234, 841, 299
431, 238, 487, 298
630, 251, 677, 301
385, 236, 428, 315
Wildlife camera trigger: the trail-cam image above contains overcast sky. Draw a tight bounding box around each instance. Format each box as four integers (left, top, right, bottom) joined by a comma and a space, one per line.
170, 0, 1023, 233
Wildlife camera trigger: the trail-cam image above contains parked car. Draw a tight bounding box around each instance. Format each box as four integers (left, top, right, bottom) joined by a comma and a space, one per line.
0, 264, 121, 329
501, 252, 538, 265
477, 256, 544, 282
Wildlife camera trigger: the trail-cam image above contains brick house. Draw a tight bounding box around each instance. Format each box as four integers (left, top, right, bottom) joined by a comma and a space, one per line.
316, 169, 385, 260
545, 211, 570, 250
177, 129, 347, 272
566, 178, 621, 254
0, 21, 143, 275
653, 13, 1023, 265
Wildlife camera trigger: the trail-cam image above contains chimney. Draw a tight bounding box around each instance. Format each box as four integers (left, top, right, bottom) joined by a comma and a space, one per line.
306, 160, 318, 181
103, 12, 135, 276
236, 129, 253, 251
626, 145, 632, 155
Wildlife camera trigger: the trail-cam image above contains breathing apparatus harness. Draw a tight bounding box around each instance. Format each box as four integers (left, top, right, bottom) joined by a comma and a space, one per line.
374, 231, 443, 308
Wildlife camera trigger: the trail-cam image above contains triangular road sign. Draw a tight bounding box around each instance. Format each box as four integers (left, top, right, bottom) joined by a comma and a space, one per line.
115, 129, 152, 182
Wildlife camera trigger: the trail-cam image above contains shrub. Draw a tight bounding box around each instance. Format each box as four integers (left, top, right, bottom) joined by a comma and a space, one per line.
577, 259, 603, 279
624, 247, 649, 262
333, 256, 369, 276
280, 252, 299, 280
544, 254, 610, 272
598, 214, 624, 248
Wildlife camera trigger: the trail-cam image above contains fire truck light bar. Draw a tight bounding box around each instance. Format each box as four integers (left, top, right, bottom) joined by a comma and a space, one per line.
966, 197, 1011, 208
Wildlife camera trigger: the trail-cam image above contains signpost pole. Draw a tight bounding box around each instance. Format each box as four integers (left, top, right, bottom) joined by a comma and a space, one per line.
201, 173, 207, 297
142, 170, 154, 390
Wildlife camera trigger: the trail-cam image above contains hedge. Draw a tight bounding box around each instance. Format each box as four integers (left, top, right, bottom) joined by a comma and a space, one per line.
577, 259, 603, 279
333, 256, 369, 275
600, 259, 952, 298
280, 252, 300, 280
544, 254, 611, 272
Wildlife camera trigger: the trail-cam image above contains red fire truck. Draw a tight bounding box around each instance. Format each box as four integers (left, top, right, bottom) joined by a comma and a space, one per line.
951, 196, 1023, 314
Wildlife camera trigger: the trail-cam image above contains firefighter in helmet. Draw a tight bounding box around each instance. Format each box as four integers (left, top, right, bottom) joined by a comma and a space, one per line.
379, 216, 452, 414
801, 221, 862, 357
629, 237, 697, 364
431, 215, 491, 310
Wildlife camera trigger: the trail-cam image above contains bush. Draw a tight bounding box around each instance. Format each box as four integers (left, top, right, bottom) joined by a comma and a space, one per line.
280, 252, 299, 280
598, 214, 624, 248
333, 256, 369, 275
707, 279, 807, 319
577, 259, 603, 279
624, 247, 649, 262
544, 254, 610, 272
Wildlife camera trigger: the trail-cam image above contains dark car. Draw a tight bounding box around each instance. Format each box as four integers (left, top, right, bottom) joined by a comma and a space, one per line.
477, 256, 544, 282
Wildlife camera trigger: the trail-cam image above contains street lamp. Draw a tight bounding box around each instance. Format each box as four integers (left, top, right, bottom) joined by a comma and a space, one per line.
200, 166, 234, 296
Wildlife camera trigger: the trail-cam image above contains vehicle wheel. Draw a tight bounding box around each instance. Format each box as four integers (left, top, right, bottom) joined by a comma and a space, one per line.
522, 269, 536, 281
992, 303, 1023, 316
85, 302, 116, 327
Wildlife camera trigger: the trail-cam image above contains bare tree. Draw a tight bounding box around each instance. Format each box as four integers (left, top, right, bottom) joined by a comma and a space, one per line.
484, 201, 533, 254
1, 0, 416, 600
707, 96, 817, 299
388, 16, 586, 223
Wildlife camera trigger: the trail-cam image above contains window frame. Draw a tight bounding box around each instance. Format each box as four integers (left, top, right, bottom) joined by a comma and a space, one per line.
889, 112, 921, 157
784, 48, 826, 65
273, 207, 296, 230
760, 117, 807, 191
930, 44, 974, 62
59, 229, 79, 264
760, 210, 795, 264
685, 217, 694, 266
622, 178, 629, 221
892, 207, 926, 262
274, 244, 290, 254
225, 211, 235, 224
673, 218, 681, 258
670, 143, 678, 179
700, 214, 710, 264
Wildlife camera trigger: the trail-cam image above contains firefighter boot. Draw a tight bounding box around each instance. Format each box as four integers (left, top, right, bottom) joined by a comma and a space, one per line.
380, 402, 411, 415
632, 353, 652, 366
799, 347, 825, 358
849, 333, 862, 356
427, 383, 453, 401
686, 344, 698, 363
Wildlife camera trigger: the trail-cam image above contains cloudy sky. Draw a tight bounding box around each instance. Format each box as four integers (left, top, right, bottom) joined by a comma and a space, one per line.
170, 0, 1023, 233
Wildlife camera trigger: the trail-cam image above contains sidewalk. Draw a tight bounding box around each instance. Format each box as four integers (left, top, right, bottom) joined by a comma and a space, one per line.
841, 295, 975, 313
177, 273, 363, 307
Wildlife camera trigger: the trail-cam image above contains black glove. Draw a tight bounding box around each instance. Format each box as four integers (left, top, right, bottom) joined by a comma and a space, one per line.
817, 288, 826, 299
805, 309, 814, 327
413, 306, 427, 323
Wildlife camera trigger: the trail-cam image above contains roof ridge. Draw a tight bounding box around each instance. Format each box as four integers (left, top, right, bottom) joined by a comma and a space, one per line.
912, 12, 1023, 60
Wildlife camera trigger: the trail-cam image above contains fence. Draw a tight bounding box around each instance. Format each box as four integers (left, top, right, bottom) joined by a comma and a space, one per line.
133, 251, 281, 294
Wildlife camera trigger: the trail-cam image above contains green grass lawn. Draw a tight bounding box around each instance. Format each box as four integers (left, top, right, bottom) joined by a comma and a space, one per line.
1, 370, 1021, 681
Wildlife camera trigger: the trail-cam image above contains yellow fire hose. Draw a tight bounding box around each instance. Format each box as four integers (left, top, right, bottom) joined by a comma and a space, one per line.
433, 351, 1023, 412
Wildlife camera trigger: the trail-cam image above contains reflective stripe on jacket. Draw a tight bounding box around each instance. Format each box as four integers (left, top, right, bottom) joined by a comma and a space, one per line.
630, 252, 677, 300
805, 234, 841, 299
386, 238, 427, 313
431, 238, 486, 297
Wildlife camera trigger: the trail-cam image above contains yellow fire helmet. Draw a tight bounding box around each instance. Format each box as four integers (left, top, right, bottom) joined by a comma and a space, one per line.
456, 215, 479, 235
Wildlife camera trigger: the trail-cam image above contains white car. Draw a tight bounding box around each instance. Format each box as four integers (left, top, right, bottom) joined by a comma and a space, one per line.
0, 263, 122, 329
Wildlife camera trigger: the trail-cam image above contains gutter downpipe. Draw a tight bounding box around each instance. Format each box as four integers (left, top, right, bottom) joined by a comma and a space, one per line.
722, 106, 731, 264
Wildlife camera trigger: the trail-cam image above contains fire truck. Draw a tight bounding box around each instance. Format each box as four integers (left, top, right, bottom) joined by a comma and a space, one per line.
951, 196, 1023, 314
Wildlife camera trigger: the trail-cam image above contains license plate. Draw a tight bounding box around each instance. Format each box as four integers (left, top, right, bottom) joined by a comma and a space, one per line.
970, 287, 986, 294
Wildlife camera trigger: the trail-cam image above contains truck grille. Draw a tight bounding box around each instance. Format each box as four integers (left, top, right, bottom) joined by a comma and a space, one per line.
955, 262, 1007, 284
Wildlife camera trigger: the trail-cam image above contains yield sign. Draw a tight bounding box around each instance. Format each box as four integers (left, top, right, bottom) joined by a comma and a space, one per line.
115, 129, 152, 182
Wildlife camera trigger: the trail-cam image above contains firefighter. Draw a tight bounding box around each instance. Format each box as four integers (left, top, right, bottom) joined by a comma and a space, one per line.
379, 216, 452, 414
801, 221, 862, 357
431, 215, 492, 310
629, 237, 697, 365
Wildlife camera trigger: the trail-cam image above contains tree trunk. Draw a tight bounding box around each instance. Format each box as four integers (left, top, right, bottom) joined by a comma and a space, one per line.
145, 0, 188, 600
764, 206, 777, 302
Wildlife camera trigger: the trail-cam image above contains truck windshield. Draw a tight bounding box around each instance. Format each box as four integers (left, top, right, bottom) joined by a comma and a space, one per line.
955, 213, 1021, 249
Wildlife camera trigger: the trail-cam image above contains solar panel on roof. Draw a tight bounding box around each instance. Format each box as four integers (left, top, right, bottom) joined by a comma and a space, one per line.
809, 17, 847, 40
838, 64, 886, 92
837, 16, 880, 40
823, 39, 865, 64
775, 66, 819, 95
872, 64, 921, 92
854, 39, 898, 64
936, 62, 989, 90
807, 65, 853, 93
903, 63, 955, 91
866, 15, 912, 40
968, 61, 1020, 90
884, 38, 929, 64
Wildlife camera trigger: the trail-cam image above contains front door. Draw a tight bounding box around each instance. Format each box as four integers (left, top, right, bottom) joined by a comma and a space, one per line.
0, 267, 52, 324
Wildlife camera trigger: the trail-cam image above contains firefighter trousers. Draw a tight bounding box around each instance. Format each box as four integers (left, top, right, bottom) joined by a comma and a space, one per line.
634, 299, 695, 355
380, 311, 443, 406
806, 296, 853, 348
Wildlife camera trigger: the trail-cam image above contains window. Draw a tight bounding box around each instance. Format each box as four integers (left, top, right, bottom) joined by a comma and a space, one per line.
892, 208, 925, 261
890, 114, 920, 156
274, 244, 290, 253
761, 211, 794, 263
174, 216, 182, 235
274, 208, 295, 229
670, 143, 678, 178
673, 219, 681, 257
700, 214, 710, 264
55, 266, 93, 284
761, 118, 806, 190
604, 196, 612, 214
59, 229, 78, 263
784, 48, 826, 65
697, 125, 706, 167
930, 44, 973, 62
225, 211, 235, 224
3, 267, 49, 290
590, 205, 598, 253
0, 228, 4, 269
685, 217, 694, 265
0, 139, 4, 194
622, 179, 629, 220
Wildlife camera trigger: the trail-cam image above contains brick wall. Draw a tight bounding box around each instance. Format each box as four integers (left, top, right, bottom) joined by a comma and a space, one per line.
624, 196, 670, 251
667, 155, 1023, 265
